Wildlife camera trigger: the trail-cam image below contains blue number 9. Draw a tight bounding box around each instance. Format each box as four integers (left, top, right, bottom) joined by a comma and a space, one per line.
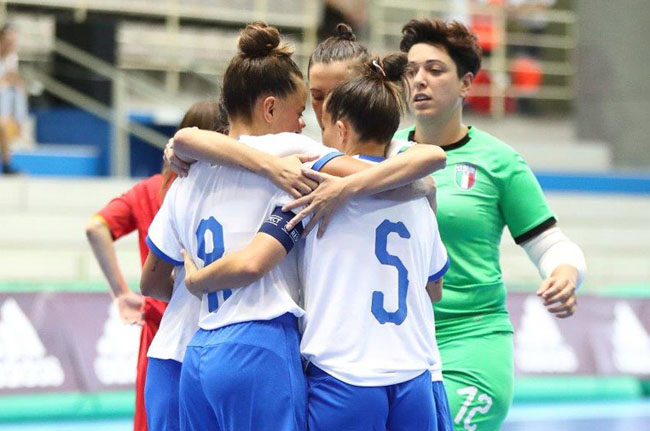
372, 219, 410, 325
196, 217, 230, 312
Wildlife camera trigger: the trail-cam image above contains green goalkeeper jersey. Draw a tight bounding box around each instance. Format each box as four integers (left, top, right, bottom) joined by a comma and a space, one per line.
393, 126, 555, 338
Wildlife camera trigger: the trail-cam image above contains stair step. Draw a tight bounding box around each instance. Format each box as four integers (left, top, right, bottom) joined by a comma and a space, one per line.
10, 144, 101, 177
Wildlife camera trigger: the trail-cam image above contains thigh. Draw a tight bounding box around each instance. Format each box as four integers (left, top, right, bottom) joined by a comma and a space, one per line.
307, 365, 387, 431
201, 322, 306, 431
387, 371, 437, 431
439, 332, 514, 431
145, 358, 183, 431
179, 347, 219, 431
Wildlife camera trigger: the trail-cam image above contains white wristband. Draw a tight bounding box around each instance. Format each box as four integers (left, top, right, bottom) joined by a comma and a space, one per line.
521, 227, 587, 289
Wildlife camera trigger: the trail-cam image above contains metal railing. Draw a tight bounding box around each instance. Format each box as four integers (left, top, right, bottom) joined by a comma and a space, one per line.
369, 0, 577, 118
22, 37, 184, 177
0, 0, 321, 90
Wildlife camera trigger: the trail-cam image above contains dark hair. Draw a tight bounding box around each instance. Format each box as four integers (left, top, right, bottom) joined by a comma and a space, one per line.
161, 99, 229, 193
325, 53, 408, 144
179, 99, 229, 133
222, 22, 303, 122
308, 23, 369, 73
400, 18, 481, 77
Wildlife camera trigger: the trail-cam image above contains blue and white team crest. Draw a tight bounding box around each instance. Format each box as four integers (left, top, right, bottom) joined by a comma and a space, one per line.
455, 163, 477, 190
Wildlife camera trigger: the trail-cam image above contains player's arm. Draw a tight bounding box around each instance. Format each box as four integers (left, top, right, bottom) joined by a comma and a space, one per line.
170, 128, 318, 198
319, 144, 445, 190
183, 207, 302, 298
499, 151, 586, 318
521, 225, 586, 318
184, 234, 287, 297
426, 278, 444, 303
140, 251, 175, 302
426, 228, 449, 303
284, 145, 446, 236
85, 215, 145, 325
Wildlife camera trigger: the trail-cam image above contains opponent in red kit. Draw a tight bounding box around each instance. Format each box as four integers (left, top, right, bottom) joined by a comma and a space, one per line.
85, 100, 226, 431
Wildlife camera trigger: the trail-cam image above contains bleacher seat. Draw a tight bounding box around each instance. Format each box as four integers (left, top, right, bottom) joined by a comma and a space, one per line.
1, 177, 649, 293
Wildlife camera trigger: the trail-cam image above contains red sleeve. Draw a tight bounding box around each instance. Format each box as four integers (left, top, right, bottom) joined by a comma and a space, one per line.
96, 186, 139, 240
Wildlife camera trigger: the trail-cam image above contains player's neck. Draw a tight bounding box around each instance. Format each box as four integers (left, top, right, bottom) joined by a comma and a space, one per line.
228, 121, 267, 139
414, 107, 467, 147
350, 139, 386, 158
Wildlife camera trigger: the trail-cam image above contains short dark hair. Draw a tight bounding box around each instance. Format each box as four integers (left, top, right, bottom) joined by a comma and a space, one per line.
325, 53, 408, 144
400, 18, 481, 77
222, 22, 303, 122
308, 23, 369, 73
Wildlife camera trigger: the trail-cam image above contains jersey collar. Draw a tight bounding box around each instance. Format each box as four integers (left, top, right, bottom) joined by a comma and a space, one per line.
408, 127, 472, 152
358, 154, 387, 162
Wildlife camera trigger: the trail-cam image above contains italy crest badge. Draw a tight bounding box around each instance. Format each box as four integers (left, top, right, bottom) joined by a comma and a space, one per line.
455, 163, 477, 190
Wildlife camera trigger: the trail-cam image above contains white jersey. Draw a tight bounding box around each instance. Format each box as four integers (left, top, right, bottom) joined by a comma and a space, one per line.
146, 264, 201, 362
385, 140, 446, 382
299, 155, 449, 386
147, 133, 342, 350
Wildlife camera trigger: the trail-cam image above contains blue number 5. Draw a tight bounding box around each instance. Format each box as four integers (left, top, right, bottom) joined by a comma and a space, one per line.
372, 219, 410, 325
196, 217, 231, 312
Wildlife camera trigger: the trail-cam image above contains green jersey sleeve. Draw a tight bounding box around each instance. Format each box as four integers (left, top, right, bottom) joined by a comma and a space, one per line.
495, 151, 555, 243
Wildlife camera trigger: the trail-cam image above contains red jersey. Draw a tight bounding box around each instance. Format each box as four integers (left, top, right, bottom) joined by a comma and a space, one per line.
95, 173, 172, 431
97, 174, 166, 266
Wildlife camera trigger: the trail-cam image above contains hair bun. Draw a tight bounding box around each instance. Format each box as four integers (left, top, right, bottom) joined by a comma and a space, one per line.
238, 22, 281, 58
380, 53, 408, 82
335, 23, 356, 41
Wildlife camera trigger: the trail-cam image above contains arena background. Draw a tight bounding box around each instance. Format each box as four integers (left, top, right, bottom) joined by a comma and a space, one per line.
0, 0, 648, 430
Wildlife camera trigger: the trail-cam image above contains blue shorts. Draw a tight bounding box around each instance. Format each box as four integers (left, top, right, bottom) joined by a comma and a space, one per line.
307, 364, 437, 431
432, 380, 453, 431
145, 358, 182, 431
179, 313, 306, 431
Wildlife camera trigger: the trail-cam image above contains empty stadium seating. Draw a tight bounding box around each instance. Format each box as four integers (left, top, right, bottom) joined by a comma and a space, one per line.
1, 175, 648, 293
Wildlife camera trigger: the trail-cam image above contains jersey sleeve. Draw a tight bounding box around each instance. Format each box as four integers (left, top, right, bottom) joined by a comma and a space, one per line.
496, 152, 556, 243
96, 185, 139, 240
145, 180, 184, 265
428, 222, 450, 283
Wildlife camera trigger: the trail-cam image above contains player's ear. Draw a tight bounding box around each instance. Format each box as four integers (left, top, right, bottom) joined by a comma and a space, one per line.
460, 72, 474, 98
262, 96, 276, 123
336, 119, 348, 143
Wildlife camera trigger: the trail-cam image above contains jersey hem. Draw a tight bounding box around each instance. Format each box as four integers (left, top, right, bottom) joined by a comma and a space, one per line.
305, 360, 432, 387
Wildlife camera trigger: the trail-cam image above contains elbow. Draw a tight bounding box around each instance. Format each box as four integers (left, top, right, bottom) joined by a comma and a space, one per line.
85, 218, 104, 242
429, 148, 447, 172
240, 260, 267, 286
139, 278, 153, 298
416, 145, 446, 174
173, 127, 196, 154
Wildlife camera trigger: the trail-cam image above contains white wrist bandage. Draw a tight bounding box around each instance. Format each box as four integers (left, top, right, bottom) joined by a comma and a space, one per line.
521, 227, 587, 289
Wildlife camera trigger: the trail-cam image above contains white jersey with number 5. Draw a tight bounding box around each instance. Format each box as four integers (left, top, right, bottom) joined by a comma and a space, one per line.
146, 133, 342, 356
300, 157, 448, 386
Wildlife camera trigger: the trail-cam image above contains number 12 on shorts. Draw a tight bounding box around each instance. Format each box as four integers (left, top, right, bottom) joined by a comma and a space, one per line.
455, 386, 493, 431
196, 217, 232, 312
